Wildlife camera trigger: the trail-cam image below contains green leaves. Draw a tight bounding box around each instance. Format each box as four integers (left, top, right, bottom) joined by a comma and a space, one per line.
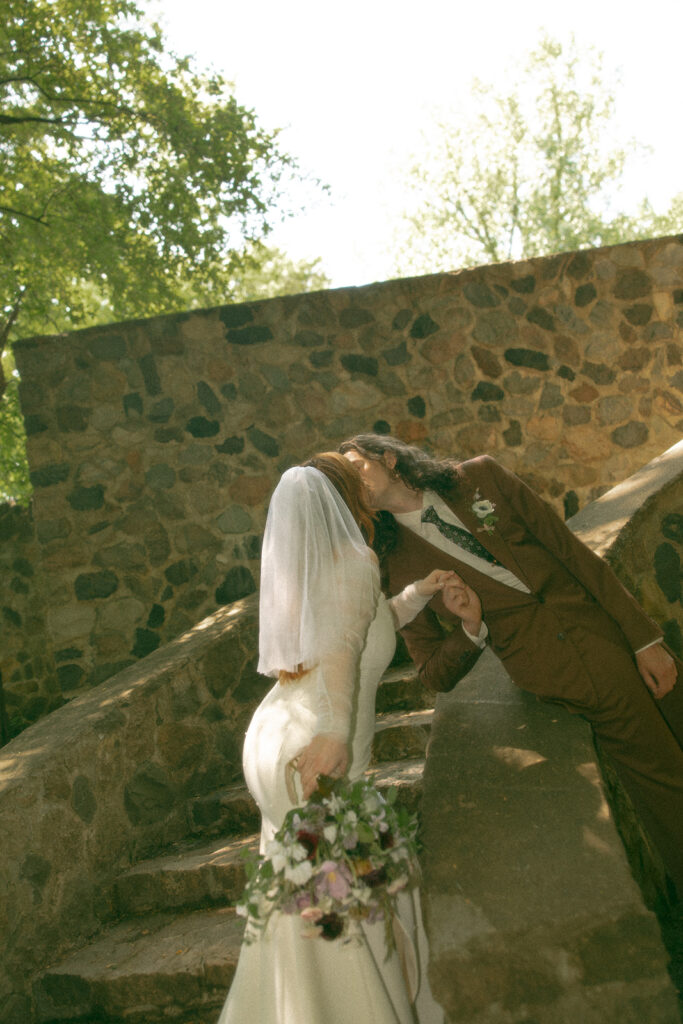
0, 0, 327, 503
1, 0, 291, 328
395, 34, 683, 276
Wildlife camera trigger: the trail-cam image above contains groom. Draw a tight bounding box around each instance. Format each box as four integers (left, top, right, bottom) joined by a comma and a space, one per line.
339, 433, 683, 897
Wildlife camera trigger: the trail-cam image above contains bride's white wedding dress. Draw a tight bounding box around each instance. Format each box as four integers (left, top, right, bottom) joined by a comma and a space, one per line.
216, 466, 444, 1024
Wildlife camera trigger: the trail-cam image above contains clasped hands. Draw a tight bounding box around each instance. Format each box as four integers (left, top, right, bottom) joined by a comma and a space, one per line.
419, 568, 483, 637
430, 572, 677, 699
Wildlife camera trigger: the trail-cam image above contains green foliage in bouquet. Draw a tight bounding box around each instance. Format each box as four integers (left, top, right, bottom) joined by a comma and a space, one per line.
238, 775, 420, 952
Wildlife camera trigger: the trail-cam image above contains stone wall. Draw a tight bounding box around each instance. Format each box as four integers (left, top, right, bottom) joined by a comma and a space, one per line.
606, 477, 683, 659
3, 234, 683, 733
0, 594, 264, 1024
0, 504, 57, 735
567, 439, 683, 659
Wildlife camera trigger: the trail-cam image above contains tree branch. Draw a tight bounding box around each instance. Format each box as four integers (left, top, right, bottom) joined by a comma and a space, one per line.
1, 292, 25, 360
0, 204, 49, 226
0, 112, 67, 127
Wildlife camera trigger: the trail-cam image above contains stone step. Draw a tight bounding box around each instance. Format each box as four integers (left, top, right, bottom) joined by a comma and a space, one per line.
35, 754, 427, 1024
372, 707, 433, 763
119, 757, 426, 920
34, 906, 243, 1024
114, 834, 259, 919
188, 781, 260, 839
186, 707, 429, 840
365, 756, 426, 816
375, 662, 432, 714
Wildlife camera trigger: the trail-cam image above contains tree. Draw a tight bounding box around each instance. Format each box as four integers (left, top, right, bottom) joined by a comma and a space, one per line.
394, 35, 683, 275
0, 0, 323, 503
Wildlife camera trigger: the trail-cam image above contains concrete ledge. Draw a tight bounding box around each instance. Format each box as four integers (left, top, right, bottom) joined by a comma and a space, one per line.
422, 655, 678, 1022
567, 440, 683, 558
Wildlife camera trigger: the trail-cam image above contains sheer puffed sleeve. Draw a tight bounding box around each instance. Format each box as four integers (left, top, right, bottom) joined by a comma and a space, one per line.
257, 466, 380, 740
388, 581, 432, 630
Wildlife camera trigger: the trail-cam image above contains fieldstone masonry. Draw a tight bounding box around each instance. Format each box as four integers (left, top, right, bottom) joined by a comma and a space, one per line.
2, 235, 683, 734
0, 594, 264, 1023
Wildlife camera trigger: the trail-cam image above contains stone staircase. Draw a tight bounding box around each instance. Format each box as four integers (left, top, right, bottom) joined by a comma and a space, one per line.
32, 663, 433, 1024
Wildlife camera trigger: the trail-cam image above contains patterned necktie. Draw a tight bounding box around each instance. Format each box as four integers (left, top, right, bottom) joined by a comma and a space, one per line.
421, 505, 501, 566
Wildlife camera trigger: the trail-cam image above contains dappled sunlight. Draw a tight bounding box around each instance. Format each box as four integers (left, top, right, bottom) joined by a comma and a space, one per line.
596, 466, 658, 505
0, 756, 20, 780
577, 521, 624, 553
571, 442, 683, 554
0, 741, 50, 778
171, 598, 256, 649
491, 745, 547, 770
575, 762, 610, 820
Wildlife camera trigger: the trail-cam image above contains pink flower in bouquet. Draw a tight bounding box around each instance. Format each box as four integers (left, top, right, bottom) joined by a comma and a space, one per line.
300, 906, 324, 923
314, 860, 353, 901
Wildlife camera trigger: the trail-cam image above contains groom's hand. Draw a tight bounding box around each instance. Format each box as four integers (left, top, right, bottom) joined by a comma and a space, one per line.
441, 576, 483, 636
636, 643, 677, 699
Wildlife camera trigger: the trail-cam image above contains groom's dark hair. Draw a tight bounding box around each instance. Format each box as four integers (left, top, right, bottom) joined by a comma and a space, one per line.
338, 433, 459, 496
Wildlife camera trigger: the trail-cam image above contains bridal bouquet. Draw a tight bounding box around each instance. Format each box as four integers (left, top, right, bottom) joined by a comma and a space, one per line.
237, 776, 420, 948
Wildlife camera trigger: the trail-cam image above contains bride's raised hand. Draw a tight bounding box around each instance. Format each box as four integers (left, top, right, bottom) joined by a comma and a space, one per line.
296, 733, 349, 798
415, 568, 456, 597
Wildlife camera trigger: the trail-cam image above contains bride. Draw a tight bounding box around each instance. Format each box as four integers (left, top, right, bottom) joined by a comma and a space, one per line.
217, 453, 448, 1024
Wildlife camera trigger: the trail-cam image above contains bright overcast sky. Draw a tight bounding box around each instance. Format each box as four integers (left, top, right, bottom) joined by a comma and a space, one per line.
146, 0, 682, 289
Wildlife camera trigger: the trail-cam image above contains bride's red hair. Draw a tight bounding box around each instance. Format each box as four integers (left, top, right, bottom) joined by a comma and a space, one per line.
278, 451, 375, 684
301, 451, 375, 545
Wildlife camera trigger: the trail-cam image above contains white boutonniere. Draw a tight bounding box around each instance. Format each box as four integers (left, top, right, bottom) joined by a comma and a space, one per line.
471, 491, 498, 534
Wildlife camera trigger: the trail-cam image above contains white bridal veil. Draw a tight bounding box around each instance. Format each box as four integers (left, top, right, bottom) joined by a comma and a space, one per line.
257, 466, 380, 736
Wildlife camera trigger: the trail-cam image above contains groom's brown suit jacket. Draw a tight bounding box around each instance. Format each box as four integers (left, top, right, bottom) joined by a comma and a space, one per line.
382, 455, 680, 717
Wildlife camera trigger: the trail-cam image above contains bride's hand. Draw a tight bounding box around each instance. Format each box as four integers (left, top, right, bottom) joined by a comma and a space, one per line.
296, 734, 348, 798
415, 569, 456, 597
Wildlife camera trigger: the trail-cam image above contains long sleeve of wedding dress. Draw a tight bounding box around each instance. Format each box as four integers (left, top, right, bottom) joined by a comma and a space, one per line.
388, 582, 432, 630
317, 578, 435, 736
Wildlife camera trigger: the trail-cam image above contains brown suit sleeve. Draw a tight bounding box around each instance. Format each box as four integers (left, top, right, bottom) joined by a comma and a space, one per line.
482, 457, 663, 653
400, 604, 484, 693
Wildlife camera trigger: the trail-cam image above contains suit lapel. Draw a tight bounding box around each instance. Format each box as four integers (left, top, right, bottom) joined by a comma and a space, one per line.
439, 473, 534, 589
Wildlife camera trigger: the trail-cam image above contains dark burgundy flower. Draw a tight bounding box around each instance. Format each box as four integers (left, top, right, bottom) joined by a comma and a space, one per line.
296, 829, 319, 860
379, 830, 394, 850
359, 866, 387, 888
319, 912, 344, 940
